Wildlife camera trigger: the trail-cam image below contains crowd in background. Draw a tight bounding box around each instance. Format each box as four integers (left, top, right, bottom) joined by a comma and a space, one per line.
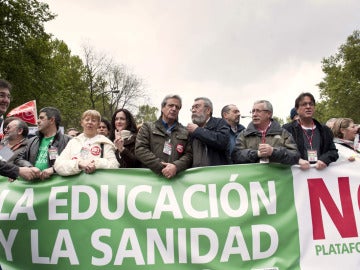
1, 78, 359, 181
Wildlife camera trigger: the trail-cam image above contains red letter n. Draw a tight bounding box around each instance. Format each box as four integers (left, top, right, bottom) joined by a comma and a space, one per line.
308, 177, 357, 240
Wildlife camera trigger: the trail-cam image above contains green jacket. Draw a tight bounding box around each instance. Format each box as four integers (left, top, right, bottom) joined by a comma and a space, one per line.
232, 120, 300, 165
135, 118, 192, 175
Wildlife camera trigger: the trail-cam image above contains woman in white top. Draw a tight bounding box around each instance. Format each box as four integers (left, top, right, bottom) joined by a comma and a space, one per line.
54, 110, 119, 176
331, 118, 360, 162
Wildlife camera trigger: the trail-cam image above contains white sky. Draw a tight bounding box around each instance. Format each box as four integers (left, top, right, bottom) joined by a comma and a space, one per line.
44, 0, 360, 126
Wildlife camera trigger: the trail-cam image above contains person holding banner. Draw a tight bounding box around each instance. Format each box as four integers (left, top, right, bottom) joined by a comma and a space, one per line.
0, 118, 29, 165
283, 92, 338, 170
0, 160, 40, 180
187, 97, 230, 167
135, 94, 192, 179
14, 107, 71, 180
232, 100, 300, 165
54, 110, 119, 176
331, 117, 360, 162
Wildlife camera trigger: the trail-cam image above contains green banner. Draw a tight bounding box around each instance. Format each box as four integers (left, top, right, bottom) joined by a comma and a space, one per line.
0, 164, 300, 269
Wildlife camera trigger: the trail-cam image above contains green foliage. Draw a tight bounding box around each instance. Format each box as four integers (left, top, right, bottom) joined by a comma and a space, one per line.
317, 30, 360, 123
136, 105, 159, 124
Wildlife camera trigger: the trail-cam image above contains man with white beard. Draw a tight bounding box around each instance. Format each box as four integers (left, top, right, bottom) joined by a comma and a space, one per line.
187, 97, 230, 167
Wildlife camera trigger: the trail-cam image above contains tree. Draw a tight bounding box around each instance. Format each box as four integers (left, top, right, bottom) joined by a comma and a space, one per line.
317, 30, 360, 123
136, 105, 158, 124
81, 45, 147, 120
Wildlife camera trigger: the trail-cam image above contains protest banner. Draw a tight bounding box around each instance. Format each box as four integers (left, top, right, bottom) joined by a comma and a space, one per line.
0, 162, 359, 269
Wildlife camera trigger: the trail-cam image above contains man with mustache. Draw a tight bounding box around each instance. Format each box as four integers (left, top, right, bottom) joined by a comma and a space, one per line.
187, 97, 230, 167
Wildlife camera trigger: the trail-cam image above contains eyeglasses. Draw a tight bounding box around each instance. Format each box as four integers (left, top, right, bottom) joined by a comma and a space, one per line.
251, 109, 269, 114
190, 104, 207, 111
0, 93, 11, 100
299, 102, 314, 107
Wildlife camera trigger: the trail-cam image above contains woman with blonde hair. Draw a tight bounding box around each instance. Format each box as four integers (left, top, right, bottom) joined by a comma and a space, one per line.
331, 117, 359, 162
54, 110, 119, 176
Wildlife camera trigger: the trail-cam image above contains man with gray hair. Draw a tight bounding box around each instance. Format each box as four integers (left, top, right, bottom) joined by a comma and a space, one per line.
187, 97, 230, 167
135, 94, 192, 179
232, 100, 299, 164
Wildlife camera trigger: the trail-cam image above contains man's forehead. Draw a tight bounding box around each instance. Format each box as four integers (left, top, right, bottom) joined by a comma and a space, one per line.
0, 88, 9, 93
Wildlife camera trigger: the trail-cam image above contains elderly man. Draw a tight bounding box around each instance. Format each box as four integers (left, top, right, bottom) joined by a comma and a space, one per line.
187, 97, 230, 167
135, 94, 192, 179
232, 100, 299, 165
15, 107, 71, 180
283, 92, 338, 170
1, 118, 29, 164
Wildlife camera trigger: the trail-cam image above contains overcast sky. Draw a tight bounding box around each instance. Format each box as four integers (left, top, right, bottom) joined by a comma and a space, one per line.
45, 0, 360, 125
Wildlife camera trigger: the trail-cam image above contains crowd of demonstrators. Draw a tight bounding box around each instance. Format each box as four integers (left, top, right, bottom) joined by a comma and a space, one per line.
110, 108, 140, 168
187, 97, 230, 167
330, 118, 360, 162
135, 95, 192, 179
283, 92, 338, 170
97, 117, 111, 138
0, 77, 353, 182
14, 107, 72, 180
221, 104, 245, 163
232, 100, 299, 165
54, 110, 118, 176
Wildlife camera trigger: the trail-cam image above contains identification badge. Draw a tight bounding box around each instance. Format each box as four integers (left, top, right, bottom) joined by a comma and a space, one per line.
80, 147, 90, 159
163, 140, 172, 156
307, 150, 318, 163
48, 147, 58, 160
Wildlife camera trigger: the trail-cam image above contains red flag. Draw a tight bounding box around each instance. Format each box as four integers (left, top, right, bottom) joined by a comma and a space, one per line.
7, 100, 38, 125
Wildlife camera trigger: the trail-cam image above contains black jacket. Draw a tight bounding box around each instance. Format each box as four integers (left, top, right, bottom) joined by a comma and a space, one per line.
190, 117, 230, 167
283, 119, 338, 165
15, 129, 71, 168
0, 160, 19, 179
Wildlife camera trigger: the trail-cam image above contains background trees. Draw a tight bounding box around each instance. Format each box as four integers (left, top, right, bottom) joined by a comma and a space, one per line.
316, 30, 360, 124
1, 0, 147, 130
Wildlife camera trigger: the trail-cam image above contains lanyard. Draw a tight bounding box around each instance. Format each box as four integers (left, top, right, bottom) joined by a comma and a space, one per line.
258, 123, 271, 143
299, 120, 315, 150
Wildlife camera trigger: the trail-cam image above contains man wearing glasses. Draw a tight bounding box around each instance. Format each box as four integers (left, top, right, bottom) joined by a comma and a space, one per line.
283, 92, 338, 170
232, 100, 299, 165
187, 97, 230, 167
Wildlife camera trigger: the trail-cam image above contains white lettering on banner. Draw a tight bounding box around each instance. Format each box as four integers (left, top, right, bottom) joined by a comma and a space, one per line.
31, 229, 79, 265
48, 186, 68, 220
101, 185, 125, 220
0, 229, 17, 261
128, 185, 152, 220
46, 181, 276, 221
0, 188, 36, 220
90, 226, 278, 266
153, 186, 182, 219
114, 228, 145, 265
147, 228, 174, 264
71, 185, 97, 220
91, 229, 113, 266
